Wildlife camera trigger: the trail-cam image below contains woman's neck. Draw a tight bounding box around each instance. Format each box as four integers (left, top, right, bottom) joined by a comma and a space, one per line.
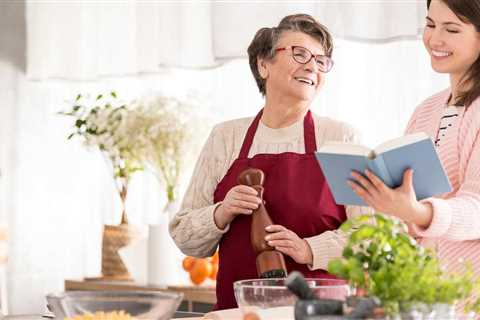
261, 97, 309, 129
449, 72, 471, 105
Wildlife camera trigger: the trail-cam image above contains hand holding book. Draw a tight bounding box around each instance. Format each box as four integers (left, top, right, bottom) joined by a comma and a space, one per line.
348, 168, 434, 227
315, 132, 452, 206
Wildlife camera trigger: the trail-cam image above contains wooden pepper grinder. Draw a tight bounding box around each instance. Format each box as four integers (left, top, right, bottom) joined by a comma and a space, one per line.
238, 168, 288, 278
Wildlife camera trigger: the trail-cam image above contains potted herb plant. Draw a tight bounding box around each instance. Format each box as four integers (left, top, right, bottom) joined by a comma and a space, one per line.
327, 214, 480, 318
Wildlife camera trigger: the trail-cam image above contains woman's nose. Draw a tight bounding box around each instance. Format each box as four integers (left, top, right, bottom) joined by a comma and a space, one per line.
428, 29, 445, 47
303, 57, 319, 73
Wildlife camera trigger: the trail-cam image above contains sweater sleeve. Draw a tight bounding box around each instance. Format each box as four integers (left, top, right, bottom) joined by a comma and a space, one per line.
305, 205, 374, 270
410, 131, 480, 240
305, 121, 375, 270
169, 126, 230, 258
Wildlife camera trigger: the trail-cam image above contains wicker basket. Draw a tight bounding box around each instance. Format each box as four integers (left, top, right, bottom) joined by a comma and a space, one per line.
101, 223, 141, 281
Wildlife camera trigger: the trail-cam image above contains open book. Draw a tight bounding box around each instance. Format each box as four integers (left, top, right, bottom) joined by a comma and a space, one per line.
315, 132, 452, 206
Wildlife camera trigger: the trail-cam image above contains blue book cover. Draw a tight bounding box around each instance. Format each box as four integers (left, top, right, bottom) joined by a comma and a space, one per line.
315, 132, 452, 206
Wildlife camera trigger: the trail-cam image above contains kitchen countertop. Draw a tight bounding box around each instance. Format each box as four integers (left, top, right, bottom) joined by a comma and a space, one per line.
1, 317, 203, 320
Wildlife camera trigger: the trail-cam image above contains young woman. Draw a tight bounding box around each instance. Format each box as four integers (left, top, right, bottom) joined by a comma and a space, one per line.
350, 0, 480, 289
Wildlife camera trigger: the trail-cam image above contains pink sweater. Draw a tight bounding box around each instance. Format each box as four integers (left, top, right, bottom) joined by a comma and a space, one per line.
406, 88, 480, 279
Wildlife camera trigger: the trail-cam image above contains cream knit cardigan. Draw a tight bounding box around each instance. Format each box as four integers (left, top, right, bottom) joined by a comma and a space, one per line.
169, 113, 372, 270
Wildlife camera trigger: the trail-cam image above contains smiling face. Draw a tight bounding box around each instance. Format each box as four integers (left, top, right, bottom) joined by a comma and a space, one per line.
423, 0, 480, 79
257, 31, 327, 105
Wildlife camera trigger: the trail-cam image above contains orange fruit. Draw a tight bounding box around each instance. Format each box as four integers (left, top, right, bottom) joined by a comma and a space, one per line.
182, 256, 196, 271
190, 272, 206, 285
209, 262, 218, 280
189, 258, 213, 285
243, 312, 260, 320
211, 251, 219, 265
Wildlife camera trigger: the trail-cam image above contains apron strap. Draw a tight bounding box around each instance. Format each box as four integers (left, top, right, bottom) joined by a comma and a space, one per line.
238, 110, 263, 159
303, 110, 317, 153
238, 109, 317, 158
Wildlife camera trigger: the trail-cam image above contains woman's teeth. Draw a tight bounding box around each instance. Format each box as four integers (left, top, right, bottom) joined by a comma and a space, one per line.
432, 50, 452, 57
295, 77, 314, 85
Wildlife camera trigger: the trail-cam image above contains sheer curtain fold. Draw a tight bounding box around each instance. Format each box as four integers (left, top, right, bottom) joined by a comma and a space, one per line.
26, 1, 426, 80
26, 1, 214, 79
315, 2, 426, 42
26, 2, 140, 79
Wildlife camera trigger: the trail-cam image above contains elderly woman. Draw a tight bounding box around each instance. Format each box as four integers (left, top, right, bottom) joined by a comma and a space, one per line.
170, 14, 364, 310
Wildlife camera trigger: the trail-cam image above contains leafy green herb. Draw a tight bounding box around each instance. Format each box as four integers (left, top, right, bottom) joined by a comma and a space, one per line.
328, 214, 480, 316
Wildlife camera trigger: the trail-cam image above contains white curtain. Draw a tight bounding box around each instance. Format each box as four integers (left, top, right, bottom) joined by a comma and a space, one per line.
26, 1, 426, 80
26, 1, 215, 79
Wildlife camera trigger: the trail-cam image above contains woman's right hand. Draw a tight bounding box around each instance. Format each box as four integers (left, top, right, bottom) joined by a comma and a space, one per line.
214, 185, 261, 230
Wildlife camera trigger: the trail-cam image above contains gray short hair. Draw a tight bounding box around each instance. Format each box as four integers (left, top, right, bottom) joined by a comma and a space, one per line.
247, 14, 333, 96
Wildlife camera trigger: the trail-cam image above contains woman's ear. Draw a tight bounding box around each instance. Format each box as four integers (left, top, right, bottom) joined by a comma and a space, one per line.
257, 58, 269, 79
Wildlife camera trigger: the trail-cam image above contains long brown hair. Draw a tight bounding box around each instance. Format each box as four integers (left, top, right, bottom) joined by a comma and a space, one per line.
427, 0, 480, 106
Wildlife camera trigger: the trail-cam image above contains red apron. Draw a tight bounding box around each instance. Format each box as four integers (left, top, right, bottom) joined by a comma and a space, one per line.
212, 109, 347, 310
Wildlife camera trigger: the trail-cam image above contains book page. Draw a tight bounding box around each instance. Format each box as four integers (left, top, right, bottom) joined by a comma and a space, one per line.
318, 141, 371, 157
375, 132, 429, 155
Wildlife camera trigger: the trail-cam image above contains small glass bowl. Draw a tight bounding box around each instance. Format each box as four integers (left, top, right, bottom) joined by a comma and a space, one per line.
234, 278, 350, 316
46, 291, 183, 320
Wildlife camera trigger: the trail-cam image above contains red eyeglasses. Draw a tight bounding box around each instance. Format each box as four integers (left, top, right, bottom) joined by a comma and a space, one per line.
275, 46, 334, 73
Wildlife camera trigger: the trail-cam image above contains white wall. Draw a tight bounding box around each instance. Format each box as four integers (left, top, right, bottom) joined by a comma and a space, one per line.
0, 1, 23, 312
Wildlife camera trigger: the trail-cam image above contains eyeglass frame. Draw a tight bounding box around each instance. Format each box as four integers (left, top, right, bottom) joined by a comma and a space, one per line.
275, 46, 334, 73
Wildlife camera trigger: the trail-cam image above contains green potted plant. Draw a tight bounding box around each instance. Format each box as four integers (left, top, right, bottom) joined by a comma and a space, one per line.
128, 94, 206, 287
61, 92, 145, 224
130, 94, 204, 208
327, 214, 480, 318
61, 92, 145, 280
61, 91, 206, 283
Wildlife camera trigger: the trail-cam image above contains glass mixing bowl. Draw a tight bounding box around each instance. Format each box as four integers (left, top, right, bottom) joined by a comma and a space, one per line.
234, 278, 350, 316
46, 291, 183, 320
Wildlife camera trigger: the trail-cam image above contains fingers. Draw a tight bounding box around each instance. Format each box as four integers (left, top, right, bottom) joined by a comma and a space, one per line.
350, 171, 376, 194
221, 199, 255, 216
273, 243, 304, 264
265, 225, 286, 233
267, 234, 297, 252
274, 246, 295, 257
264, 226, 298, 245
265, 229, 291, 241
233, 185, 259, 196
348, 179, 372, 199
267, 239, 294, 248
223, 204, 253, 215
364, 169, 388, 191
223, 185, 262, 216
403, 169, 414, 189
262, 226, 309, 264
230, 186, 261, 205
232, 199, 260, 210
233, 194, 262, 205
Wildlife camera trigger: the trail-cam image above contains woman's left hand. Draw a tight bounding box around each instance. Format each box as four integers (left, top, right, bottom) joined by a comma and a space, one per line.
264, 225, 313, 265
348, 169, 432, 227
